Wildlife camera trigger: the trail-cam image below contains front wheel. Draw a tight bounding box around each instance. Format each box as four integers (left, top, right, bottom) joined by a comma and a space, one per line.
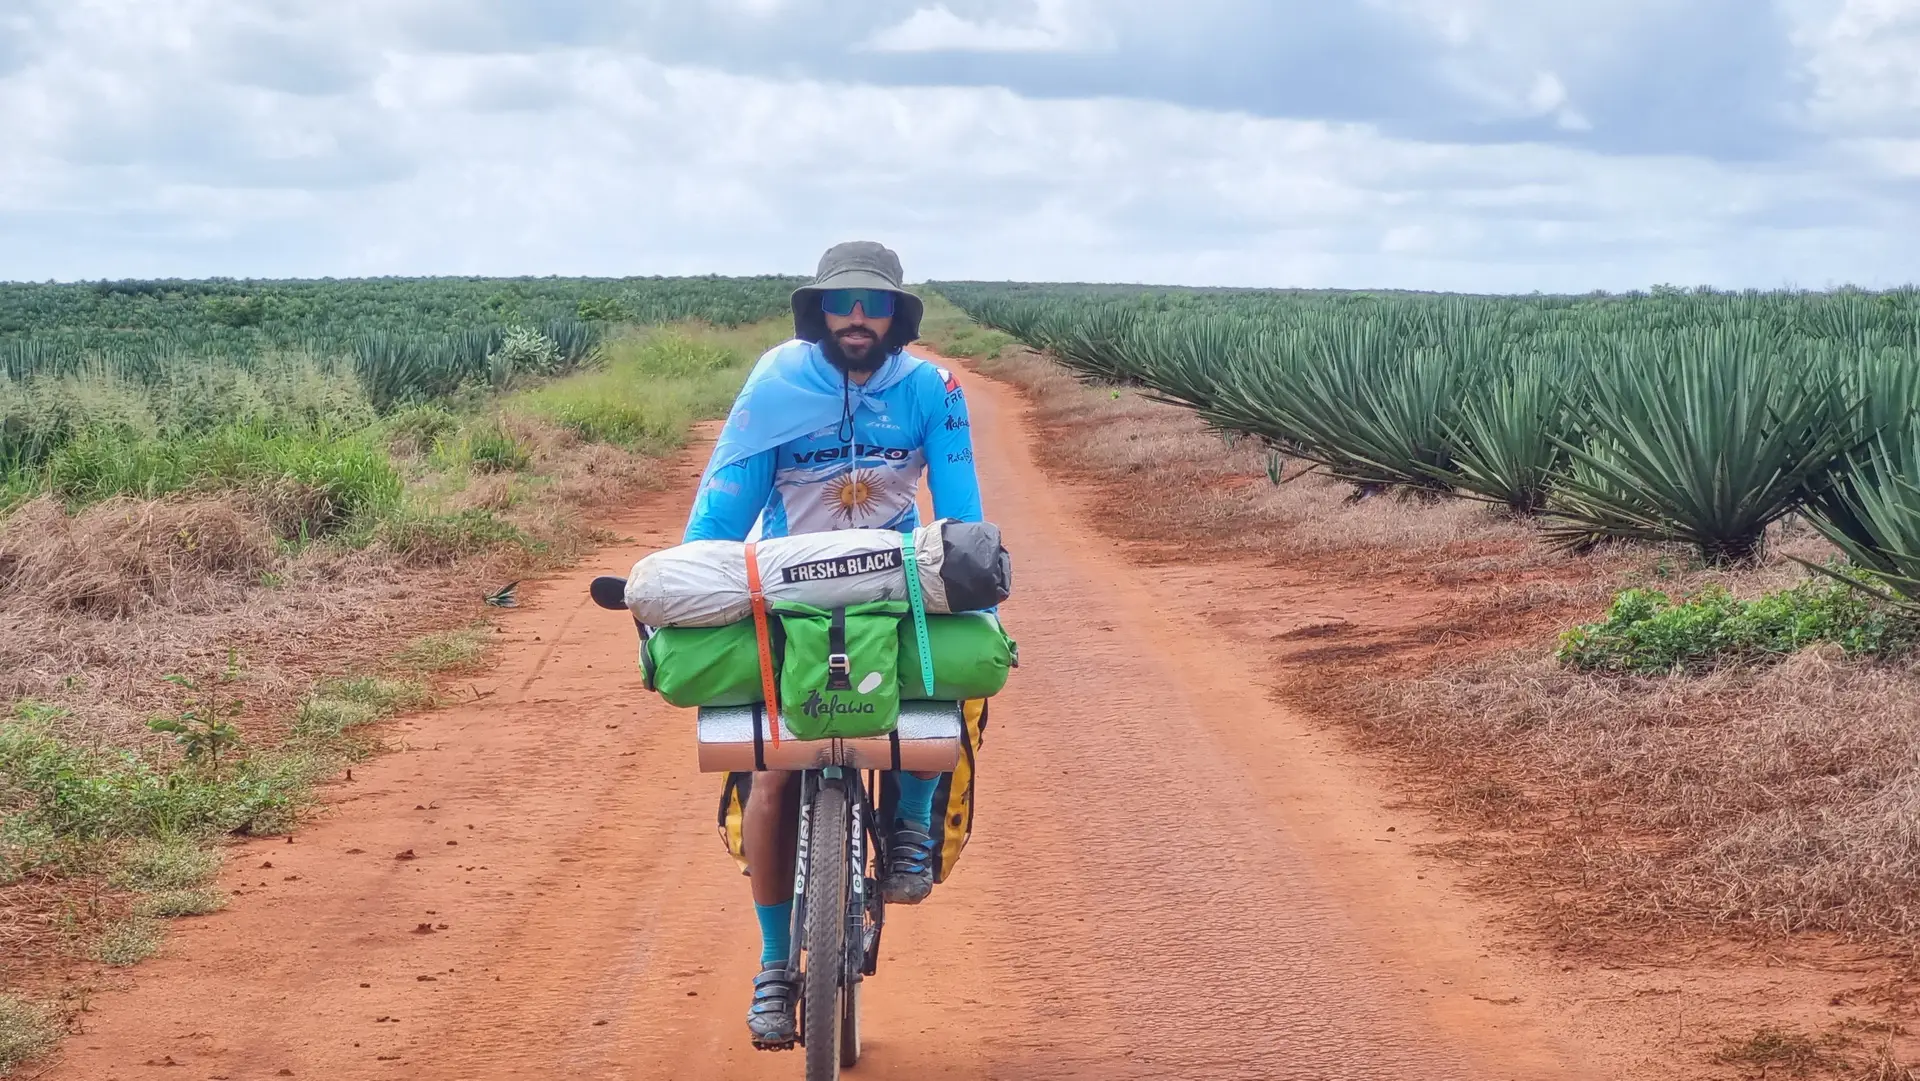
803, 781, 849, 1081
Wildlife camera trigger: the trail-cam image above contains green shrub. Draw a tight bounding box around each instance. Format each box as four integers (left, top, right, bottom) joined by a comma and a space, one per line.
383, 403, 459, 457
1557, 577, 1911, 673
509, 328, 756, 453
0, 702, 303, 855
461, 420, 530, 473
487, 326, 564, 389
576, 296, 627, 322
526, 395, 661, 446
45, 427, 401, 537
153, 360, 275, 434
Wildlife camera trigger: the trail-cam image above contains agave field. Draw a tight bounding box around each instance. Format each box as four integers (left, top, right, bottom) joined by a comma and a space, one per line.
0, 275, 802, 377
0, 275, 802, 477
935, 282, 1920, 596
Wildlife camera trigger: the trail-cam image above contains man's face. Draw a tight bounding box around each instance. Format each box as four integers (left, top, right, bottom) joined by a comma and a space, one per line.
823, 302, 893, 369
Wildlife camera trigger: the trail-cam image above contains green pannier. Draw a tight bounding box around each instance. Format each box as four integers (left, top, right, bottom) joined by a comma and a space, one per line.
774, 601, 906, 739
898, 612, 1016, 700
642, 621, 767, 708
641, 611, 1017, 709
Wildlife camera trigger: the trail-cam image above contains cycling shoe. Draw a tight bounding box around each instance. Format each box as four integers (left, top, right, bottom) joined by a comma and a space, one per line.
880, 822, 936, 905
747, 962, 797, 1049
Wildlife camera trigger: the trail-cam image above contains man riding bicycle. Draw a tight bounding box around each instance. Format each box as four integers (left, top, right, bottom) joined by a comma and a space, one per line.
680, 241, 984, 1049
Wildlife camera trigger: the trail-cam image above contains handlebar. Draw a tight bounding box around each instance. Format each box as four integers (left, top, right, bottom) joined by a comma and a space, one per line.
589, 575, 628, 611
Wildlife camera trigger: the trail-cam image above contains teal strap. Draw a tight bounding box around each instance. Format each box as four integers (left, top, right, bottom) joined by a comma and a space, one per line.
900, 533, 936, 697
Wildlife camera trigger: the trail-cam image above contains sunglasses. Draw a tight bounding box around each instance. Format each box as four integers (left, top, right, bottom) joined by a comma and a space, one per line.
819, 289, 897, 319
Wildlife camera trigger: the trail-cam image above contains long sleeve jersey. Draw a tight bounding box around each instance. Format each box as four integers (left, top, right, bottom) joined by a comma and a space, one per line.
683, 343, 984, 543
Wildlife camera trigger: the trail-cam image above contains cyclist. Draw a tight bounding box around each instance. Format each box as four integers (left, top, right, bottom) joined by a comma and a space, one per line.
680, 241, 984, 1049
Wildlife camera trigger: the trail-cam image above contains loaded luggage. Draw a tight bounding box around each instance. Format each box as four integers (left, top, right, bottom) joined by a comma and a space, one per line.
616, 519, 1014, 885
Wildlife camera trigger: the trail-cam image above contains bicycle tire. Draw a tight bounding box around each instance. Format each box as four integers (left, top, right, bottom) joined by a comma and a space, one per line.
803, 782, 849, 1081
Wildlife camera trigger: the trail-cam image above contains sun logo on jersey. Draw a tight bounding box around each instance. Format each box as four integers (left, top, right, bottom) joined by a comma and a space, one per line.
826, 469, 884, 523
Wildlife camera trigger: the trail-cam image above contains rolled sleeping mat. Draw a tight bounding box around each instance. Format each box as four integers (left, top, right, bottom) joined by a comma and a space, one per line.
643, 611, 1015, 709
694, 700, 964, 773
625, 519, 1011, 628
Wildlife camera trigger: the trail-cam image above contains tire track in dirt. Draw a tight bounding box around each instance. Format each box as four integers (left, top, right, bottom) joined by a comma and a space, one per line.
42, 356, 1621, 1080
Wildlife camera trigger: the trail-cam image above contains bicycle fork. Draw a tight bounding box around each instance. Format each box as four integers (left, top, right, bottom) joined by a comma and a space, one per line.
788, 770, 886, 1002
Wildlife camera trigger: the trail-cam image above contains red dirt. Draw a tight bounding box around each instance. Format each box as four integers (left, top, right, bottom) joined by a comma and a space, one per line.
37, 357, 1661, 1079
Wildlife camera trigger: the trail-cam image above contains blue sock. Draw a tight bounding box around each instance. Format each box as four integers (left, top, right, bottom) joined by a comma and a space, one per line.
894, 772, 939, 831
756, 900, 793, 967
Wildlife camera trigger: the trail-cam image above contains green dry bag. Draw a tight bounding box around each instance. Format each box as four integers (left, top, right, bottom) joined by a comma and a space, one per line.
642, 622, 768, 708
899, 613, 1017, 700
775, 601, 906, 739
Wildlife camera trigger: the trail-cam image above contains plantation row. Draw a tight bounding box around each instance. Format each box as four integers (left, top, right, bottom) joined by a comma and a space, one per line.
934, 283, 1920, 602
0, 276, 801, 478
0, 275, 804, 406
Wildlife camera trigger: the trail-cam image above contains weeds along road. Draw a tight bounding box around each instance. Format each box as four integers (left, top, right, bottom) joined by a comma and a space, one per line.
47, 354, 1619, 1081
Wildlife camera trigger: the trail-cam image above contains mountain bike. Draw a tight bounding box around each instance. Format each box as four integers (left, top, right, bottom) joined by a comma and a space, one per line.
591, 575, 963, 1080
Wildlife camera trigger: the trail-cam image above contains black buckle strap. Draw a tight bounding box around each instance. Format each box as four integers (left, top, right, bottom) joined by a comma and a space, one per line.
826, 607, 852, 690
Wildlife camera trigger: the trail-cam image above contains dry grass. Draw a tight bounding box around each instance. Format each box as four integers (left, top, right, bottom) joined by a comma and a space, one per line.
0, 544, 476, 748
0, 495, 273, 617
1355, 649, 1920, 940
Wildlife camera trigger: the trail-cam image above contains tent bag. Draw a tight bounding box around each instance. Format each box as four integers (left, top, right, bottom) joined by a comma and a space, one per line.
774, 601, 906, 740
625, 520, 1012, 628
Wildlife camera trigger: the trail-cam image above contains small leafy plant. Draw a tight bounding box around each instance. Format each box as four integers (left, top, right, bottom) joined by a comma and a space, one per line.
1557, 576, 1913, 673
148, 652, 244, 777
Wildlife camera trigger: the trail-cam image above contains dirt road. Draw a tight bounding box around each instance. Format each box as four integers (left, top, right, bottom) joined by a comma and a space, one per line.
45, 357, 1620, 1080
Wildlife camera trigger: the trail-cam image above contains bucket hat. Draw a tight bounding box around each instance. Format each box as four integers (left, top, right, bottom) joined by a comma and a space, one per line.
791, 241, 924, 345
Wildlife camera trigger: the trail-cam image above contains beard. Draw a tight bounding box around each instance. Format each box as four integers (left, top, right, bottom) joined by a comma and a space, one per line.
822, 325, 889, 373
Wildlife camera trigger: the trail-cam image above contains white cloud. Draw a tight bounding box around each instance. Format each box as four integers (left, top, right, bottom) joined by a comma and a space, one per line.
861, 0, 1109, 53
0, 1, 1913, 290
1789, 0, 1920, 134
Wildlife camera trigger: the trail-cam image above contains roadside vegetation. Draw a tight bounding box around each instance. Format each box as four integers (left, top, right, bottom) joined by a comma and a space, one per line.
945, 296, 1920, 1076
0, 276, 791, 1074
914, 292, 1017, 362
938, 283, 1920, 582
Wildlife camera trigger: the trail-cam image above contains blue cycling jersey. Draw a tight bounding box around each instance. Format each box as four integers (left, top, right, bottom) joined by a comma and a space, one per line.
683, 340, 983, 543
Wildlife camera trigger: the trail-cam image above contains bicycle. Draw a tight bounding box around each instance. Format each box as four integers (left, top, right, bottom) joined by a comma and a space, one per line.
591, 575, 964, 1079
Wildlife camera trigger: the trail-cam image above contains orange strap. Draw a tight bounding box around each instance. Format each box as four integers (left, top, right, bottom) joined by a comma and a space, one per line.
744, 542, 781, 748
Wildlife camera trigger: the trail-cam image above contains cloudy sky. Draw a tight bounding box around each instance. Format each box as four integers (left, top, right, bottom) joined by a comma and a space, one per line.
1, 0, 1917, 291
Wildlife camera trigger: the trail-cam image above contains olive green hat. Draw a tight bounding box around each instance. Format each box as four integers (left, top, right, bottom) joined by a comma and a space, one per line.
791, 240, 924, 345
